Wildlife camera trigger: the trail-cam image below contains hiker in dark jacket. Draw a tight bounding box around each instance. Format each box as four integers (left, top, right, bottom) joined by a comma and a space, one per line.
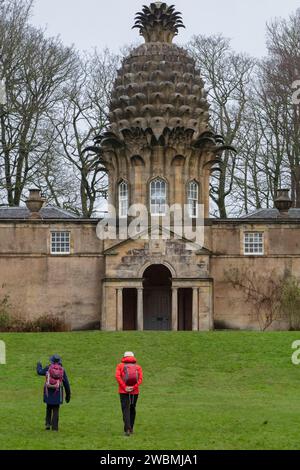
115, 351, 143, 437
37, 354, 71, 431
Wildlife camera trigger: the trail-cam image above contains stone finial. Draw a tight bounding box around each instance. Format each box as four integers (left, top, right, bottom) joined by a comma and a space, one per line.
132, 2, 185, 43
274, 189, 292, 215
25, 189, 45, 219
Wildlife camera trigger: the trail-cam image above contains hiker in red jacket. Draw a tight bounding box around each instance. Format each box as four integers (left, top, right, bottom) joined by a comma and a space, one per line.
115, 351, 143, 437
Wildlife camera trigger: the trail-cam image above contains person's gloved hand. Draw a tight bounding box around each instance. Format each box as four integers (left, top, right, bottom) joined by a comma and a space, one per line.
37, 361, 42, 368
66, 395, 71, 404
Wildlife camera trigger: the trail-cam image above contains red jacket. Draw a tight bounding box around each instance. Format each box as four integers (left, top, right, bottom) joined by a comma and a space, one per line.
115, 356, 143, 395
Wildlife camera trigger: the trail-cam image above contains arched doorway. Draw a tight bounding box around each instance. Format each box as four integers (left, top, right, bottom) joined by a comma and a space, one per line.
143, 264, 172, 330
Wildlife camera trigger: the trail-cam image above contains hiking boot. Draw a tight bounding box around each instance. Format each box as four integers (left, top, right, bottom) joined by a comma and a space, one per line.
45, 425, 51, 431
130, 428, 134, 434
124, 430, 131, 437
52, 428, 59, 432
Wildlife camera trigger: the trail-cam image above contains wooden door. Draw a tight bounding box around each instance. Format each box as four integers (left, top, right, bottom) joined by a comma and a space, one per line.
144, 288, 171, 330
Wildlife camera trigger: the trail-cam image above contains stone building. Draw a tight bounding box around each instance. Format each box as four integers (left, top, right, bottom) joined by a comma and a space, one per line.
0, 3, 299, 331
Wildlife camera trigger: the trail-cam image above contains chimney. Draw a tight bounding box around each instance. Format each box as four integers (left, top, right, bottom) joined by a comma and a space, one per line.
25, 189, 45, 219
274, 188, 292, 216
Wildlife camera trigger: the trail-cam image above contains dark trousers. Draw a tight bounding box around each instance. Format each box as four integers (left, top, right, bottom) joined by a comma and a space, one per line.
46, 404, 60, 430
120, 394, 139, 432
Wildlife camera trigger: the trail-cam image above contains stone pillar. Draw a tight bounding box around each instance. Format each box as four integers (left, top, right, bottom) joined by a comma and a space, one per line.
172, 287, 178, 331
104, 286, 119, 331
173, 162, 184, 206
209, 283, 214, 330
117, 288, 123, 331
198, 285, 213, 331
101, 284, 107, 331
137, 288, 144, 331
203, 170, 210, 219
133, 162, 143, 206
192, 288, 199, 331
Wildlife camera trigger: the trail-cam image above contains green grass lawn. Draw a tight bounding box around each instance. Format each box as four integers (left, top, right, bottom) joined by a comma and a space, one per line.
0, 331, 300, 450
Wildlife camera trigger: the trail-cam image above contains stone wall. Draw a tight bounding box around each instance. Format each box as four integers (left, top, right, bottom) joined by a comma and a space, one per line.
0, 221, 104, 330
0, 218, 299, 331
211, 221, 300, 330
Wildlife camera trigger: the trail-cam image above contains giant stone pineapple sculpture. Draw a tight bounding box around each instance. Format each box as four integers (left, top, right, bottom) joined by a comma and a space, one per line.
90, 2, 233, 217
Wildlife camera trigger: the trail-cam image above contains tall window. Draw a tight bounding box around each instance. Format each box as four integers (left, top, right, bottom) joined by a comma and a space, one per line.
119, 181, 128, 218
150, 178, 167, 216
188, 181, 199, 218
244, 232, 264, 255
51, 232, 70, 255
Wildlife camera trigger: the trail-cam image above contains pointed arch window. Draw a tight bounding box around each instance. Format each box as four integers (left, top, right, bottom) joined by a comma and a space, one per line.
119, 181, 129, 218
150, 178, 167, 216
188, 181, 199, 218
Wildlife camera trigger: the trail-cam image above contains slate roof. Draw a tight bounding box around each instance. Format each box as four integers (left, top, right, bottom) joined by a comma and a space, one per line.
241, 208, 300, 219
0, 205, 78, 220
1, 205, 300, 221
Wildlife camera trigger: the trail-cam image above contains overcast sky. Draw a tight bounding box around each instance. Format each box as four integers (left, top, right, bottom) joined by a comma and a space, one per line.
31, 0, 300, 58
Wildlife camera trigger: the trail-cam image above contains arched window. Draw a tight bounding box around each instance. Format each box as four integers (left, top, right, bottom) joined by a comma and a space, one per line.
150, 178, 167, 216
119, 181, 128, 218
188, 181, 199, 218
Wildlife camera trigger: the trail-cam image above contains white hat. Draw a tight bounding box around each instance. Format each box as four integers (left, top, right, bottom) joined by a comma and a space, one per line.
124, 351, 134, 357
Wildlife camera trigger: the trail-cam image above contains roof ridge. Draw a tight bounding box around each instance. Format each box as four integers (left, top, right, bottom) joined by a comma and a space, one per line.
41, 205, 78, 218
241, 208, 265, 218
0, 205, 29, 210
0, 204, 79, 219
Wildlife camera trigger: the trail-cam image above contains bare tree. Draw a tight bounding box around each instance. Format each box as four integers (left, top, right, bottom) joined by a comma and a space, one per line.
33, 122, 80, 213
188, 34, 256, 217
260, 9, 300, 207
225, 267, 283, 331
47, 49, 119, 217
0, 0, 77, 206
